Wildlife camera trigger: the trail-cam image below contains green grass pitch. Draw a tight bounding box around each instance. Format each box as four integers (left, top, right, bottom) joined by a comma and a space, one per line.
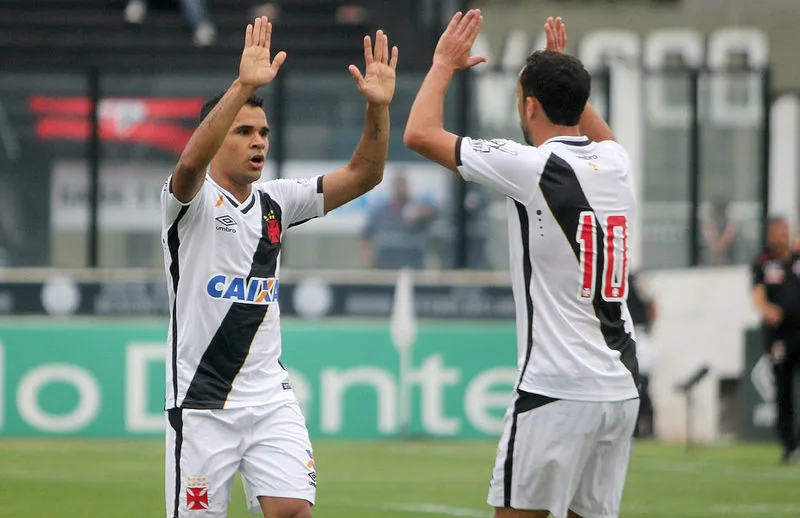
0, 439, 798, 517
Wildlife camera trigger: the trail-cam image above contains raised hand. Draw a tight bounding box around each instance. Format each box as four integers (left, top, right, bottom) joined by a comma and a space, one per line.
349, 30, 398, 106
544, 16, 567, 53
239, 16, 287, 89
433, 9, 488, 72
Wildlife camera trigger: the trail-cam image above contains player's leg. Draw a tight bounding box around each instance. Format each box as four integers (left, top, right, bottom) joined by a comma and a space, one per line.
487, 393, 600, 518
258, 497, 311, 518
240, 401, 316, 518
788, 345, 800, 457
165, 408, 242, 518
569, 399, 638, 518
774, 348, 796, 462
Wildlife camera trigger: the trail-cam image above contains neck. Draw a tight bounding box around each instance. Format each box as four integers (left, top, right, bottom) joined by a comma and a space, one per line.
530, 124, 582, 147
211, 171, 252, 203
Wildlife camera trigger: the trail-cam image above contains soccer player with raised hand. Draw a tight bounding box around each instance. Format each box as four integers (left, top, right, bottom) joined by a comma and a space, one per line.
161, 16, 397, 518
405, 11, 638, 518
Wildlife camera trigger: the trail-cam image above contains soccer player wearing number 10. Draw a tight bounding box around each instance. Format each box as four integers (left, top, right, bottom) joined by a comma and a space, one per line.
404, 12, 639, 518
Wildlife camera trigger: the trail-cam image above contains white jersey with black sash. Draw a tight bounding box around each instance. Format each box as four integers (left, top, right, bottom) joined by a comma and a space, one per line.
161, 175, 324, 410
456, 135, 639, 401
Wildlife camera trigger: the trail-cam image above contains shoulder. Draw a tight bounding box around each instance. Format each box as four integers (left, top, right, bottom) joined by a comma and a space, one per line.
465, 137, 543, 155
593, 140, 630, 162
460, 137, 549, 164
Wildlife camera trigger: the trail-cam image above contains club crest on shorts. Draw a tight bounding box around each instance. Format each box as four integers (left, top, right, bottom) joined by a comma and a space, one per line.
186, 476, 209, 511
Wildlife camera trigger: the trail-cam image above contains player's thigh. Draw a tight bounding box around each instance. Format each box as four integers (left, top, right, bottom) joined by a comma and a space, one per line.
240, 401, 317, 514
570, 399, 638, 518
488, 394, 603, 518
165, 408, 242, 518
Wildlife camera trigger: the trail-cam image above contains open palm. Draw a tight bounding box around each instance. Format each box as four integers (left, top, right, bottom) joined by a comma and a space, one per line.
239, 16, 286, 88
349, 30, 398, 106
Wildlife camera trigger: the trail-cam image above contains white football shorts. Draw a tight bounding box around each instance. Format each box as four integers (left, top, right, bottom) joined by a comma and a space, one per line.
487, 392, 638, 518
165, 400, 316, 517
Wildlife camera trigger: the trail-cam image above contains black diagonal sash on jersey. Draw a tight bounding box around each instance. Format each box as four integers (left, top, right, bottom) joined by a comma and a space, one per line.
167, 205, 189, 409
538, 154, 639, 384
513, 201, 535, 388
182, 192, 282, 409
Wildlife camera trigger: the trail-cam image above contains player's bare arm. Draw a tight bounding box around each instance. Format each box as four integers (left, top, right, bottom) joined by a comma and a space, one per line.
403, 9, 487, 172
544, 16, 616, 143
171, 16, 286, 203
322, 30, 398, 213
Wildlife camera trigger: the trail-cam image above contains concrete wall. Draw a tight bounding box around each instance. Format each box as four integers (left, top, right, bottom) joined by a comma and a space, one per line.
476, 0, 800, 92
645, 266, 761, 441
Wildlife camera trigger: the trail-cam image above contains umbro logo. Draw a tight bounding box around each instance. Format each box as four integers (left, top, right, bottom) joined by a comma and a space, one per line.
215, 215, 237, 233
215, 215, 236, 226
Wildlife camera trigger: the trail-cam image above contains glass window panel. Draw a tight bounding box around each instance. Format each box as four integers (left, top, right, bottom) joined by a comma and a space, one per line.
696, 70, 765, 267
280, 71, 458, 270
0, 72, 87, 267
640, 70, 693, 269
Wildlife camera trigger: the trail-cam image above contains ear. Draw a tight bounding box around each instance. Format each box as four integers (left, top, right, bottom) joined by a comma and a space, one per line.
525, 96, 538, 121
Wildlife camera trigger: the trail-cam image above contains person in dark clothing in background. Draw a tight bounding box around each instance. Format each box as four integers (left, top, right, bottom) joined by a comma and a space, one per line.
628, 272, 657, 438
361, 175, 437, 269
752, 217, 800, 464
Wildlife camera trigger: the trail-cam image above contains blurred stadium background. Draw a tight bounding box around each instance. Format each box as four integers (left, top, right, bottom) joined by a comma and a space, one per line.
1, 0, 800, 516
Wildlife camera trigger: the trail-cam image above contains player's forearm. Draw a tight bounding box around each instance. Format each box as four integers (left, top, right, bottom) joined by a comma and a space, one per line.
403, 64, 452, 150
752, 284, 769, 314
579, 103, 616, 143
178, 80, 256, 172
347, 103, 390, 190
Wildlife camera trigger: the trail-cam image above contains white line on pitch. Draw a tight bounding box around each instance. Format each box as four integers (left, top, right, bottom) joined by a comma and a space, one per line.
384, 503, 490, 517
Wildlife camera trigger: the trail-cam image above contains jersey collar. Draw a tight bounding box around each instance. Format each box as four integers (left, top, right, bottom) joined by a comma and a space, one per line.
543, 135, 593, 147
207, 175, 256, 212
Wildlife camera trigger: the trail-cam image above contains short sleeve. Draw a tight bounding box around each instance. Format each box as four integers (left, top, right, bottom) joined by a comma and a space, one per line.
456, 137, 548, 203
263, 176, 325, 228
161, 174, 209, 228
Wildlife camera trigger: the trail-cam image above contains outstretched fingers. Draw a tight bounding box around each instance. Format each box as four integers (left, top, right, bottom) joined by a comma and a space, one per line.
373, 30, 385, 64
389, 44, 399, 70
456, 9, 480, 37
253, 17, 262, 46
264, 17, 272, 55
362, 34, 373, 66
260, 16, 268, 47
463, 12, 483, 44
271, 50, 287, 73
443, 11, 463, 38
348, 64, 365, 88
245, 23, 253, 48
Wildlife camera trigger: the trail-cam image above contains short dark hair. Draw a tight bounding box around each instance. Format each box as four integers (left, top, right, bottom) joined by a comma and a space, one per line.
199, 91, 265, 123
519, 50, 591, 126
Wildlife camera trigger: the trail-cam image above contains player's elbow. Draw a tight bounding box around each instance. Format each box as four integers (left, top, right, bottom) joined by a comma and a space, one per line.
360, 168, 383, 193
175, 158, 204, 176
403, 127, 426, 153
346, 163, 383, 195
